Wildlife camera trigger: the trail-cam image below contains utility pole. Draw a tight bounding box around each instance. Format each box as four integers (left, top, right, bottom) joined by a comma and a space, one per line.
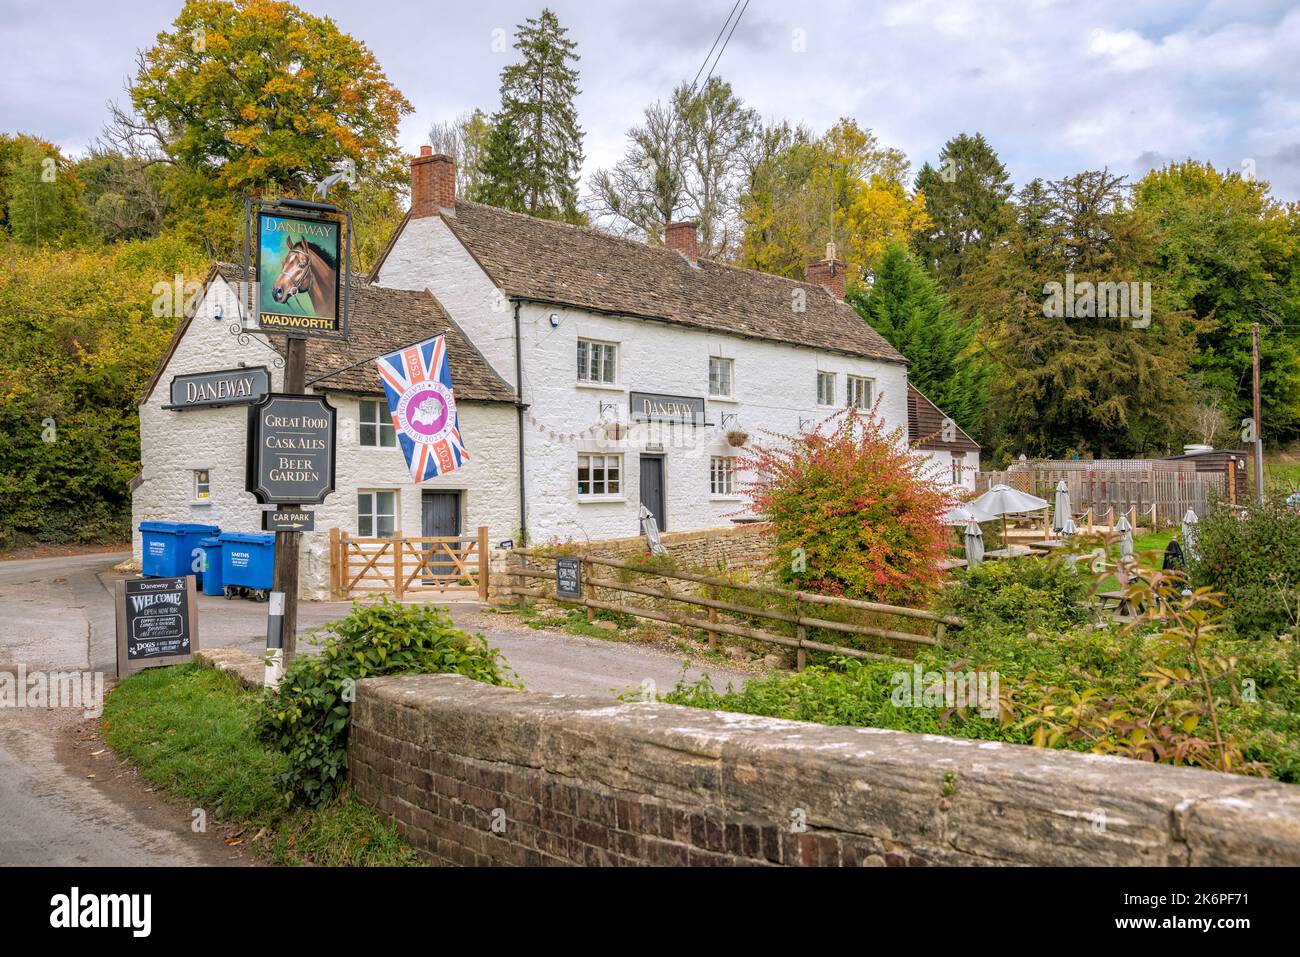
1252, 322, 1265, 503
272, 335, 308, 661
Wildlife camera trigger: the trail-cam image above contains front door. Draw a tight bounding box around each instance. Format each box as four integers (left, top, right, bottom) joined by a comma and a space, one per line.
422, 491, 461, 579
639, 456, 666, 532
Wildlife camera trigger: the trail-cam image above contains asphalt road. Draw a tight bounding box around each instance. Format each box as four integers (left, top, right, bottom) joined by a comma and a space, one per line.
0, 551, 749, 866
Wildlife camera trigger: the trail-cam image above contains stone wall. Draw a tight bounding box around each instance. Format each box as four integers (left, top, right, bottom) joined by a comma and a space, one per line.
349, 674, 1300, 867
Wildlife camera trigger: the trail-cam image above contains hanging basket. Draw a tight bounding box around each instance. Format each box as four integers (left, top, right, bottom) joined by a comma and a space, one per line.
604, 421, 627, 440
725, 429, 749, 447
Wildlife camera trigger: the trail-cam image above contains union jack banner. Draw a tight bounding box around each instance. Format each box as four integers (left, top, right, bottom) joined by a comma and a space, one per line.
374, 335, 469, 481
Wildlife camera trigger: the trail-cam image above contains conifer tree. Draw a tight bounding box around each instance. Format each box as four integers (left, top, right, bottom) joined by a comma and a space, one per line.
477, 8, 584, 223
847, 242, 991, 435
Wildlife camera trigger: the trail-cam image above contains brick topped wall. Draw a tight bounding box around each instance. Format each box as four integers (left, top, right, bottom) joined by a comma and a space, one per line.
350, 674, 1300, 867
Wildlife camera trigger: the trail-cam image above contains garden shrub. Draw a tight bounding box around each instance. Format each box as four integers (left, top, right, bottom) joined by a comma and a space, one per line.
257, 597, 515, 807
740, 404, 957, 606
944, 557, 1092, 634
1189, 496, 1300, 638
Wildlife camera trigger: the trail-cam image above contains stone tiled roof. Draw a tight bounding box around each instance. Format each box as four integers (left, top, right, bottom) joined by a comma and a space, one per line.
907, 383, 980, 453
210, 263, 516, 403
434, 200, 906, 364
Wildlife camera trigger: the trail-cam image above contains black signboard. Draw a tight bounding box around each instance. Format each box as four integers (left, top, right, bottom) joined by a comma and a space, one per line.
556, 557, 582, 599
629, 391, 706, 426
263, 509, 316, 532
115, 576, 199, 677
166, 366, 270, 411
246, 393, 337, 505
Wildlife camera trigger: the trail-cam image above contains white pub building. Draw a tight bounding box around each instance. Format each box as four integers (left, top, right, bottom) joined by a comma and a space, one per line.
132, 149, 977, 597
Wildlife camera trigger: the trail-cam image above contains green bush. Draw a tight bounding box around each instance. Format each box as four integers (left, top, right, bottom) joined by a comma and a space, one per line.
945, 557, 1092, 634
1190, 497, 1300, 638
256, 597, 516, 807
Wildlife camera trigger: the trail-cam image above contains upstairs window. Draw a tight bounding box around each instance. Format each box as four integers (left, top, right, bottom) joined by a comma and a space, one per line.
847, 375, 873, 410
816, 371, 836, 406
577, 339, 617, 384
952, 452, 967, 485
360, 400, 397, 447
708, 357, 734, 398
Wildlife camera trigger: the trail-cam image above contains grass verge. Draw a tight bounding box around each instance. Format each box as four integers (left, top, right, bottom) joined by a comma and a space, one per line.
101, 663, 421, 866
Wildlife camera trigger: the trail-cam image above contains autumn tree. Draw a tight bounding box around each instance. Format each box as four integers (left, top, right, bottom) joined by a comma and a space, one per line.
2, 135, 82, 247
109, 0, 411, 199
477, 8, 584, 223
739, 118, 929, 283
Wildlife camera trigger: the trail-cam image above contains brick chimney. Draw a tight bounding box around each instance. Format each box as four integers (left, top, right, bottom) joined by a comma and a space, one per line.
411, 146, 456, 218
665, 221, 698, 264
805, 241, 846, 299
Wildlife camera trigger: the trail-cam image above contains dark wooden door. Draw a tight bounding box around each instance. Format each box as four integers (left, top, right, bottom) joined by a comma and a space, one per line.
639, 456, 666, 532
422, 491, 461, 579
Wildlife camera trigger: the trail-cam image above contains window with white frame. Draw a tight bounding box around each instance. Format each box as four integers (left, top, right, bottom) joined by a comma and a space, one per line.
357, 490, 398, 537
710, 456, 735, 495
708, 357, 733, 398
359, 399, 397, 447
577, 339, 618, 384
951, 452, 967, 485
577, 453, 621, 496
846, 375, 873, 410
193, 469, 210, 501
817, 371, 836, 406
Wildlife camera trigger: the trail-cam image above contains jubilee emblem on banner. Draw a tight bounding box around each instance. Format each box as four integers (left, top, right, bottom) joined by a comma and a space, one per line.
374, 335, 469, 481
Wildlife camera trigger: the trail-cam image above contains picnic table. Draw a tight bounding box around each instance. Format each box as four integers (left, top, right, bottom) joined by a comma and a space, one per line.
937, 557, 968, 572
983, 545, 1037, 561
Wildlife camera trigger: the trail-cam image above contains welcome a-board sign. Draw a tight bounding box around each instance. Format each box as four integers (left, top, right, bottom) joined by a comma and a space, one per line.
246, 393, 337, 504
166, 366, 270, 411
116, 576, 199, 677
555, 557, 582, 598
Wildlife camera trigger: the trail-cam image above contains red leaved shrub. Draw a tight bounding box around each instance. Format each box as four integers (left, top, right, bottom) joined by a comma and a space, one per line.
739, 403, 958, 606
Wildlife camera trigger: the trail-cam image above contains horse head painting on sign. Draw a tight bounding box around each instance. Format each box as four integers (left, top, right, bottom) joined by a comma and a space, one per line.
271, 236, 337, 317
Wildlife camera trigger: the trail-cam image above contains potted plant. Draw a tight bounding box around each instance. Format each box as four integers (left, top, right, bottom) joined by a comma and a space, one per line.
726, 428, 749, 447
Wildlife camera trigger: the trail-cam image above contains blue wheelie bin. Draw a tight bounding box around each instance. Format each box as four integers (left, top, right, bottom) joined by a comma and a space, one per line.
140, 521, 220, 580
218, 532, 276, 601
199, 536, 225, 597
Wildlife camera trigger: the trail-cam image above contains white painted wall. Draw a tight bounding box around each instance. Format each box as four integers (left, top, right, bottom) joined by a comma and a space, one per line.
132, 276, 519, 599
513, 302, 909, 544
914, 449, 980, 492
374, 215, 517, 385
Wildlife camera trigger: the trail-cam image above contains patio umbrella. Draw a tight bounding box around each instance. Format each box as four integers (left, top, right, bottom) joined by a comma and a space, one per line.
964, 519, 984, 567
1116, 514, 1134, 560
1061, 516, 1078, 537
1182, 508, 1199, 563
941, 503, 995, 526
1052, 480, 1072, 533
970, 483, 1051, 543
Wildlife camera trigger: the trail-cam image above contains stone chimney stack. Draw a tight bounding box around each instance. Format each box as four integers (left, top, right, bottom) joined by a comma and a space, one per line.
665, 221, 699, 264
411, 146, 456, 218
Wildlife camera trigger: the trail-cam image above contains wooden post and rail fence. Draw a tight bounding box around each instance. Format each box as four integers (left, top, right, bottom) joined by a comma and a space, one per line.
328, 526, 489, 601
504, 547, 963, 668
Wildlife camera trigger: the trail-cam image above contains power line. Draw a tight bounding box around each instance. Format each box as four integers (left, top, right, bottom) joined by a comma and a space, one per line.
702, 0, 750, 90
689, 0, 742, 93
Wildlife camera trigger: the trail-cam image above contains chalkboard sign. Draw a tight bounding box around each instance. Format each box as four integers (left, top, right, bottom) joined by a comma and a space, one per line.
555, 557, 582, 599
115, 576, 200, 677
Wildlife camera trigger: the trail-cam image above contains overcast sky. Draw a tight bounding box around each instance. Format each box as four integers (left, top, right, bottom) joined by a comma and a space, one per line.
3, 0, 1299, 200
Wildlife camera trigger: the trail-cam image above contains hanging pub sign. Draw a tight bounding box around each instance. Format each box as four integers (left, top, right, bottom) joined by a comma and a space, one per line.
244, 198, 352, 340
115, 576, 199, 677
246, 393, 337, 504
165, 366, 270, 411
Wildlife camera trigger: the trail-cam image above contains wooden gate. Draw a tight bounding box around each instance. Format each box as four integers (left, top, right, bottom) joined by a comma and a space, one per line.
329, 526, 489, 601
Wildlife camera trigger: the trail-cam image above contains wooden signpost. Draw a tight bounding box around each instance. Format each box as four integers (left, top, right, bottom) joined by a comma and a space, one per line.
115, 576, 199, 677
